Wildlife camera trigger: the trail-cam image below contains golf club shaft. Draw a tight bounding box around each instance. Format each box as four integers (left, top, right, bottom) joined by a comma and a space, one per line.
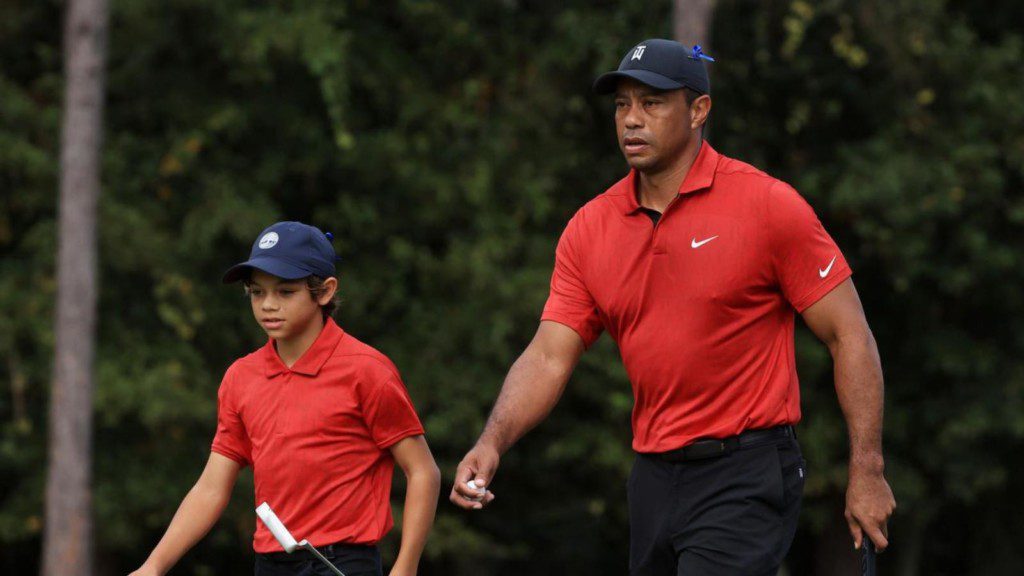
302, 542, 347, 576
862, 539, 877, 576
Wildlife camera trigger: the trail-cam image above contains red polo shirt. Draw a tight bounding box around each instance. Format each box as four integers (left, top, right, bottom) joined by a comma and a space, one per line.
211, 318, 425, 552
542, 143, 851, 453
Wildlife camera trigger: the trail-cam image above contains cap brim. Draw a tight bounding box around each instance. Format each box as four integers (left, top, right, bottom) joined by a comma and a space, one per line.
222, 256, 312, 284
592, 70, 687, 94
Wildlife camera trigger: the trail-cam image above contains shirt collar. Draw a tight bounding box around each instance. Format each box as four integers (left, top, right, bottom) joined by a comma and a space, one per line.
617, 141, 720, 215
262, 317, 346, 378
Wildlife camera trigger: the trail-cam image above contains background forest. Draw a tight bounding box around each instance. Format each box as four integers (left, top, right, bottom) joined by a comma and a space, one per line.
2, 0, 1023, 574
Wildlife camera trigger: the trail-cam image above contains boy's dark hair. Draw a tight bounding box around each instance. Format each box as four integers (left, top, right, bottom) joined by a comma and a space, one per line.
306, 275, 340, 318
242, 274, 340, 319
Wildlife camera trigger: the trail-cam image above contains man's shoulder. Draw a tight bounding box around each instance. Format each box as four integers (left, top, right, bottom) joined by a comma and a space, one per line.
713, 152, 786, 194
710, 151, 815, 225
565, 172, 632, 230
592, 170, 633, 207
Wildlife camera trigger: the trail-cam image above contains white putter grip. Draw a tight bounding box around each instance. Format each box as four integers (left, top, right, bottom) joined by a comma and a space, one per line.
255, 503, 299, 553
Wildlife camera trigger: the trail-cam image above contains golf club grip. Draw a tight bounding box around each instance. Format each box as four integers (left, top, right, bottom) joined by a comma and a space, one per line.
255, 503, 299, 552
862, 539, 877, 576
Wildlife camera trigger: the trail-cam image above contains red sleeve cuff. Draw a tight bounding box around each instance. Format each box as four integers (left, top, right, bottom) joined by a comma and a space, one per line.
375, 427, 426, 450
211, 445, 250, 467
792, 266, 852, 313
540, 313, 600, 349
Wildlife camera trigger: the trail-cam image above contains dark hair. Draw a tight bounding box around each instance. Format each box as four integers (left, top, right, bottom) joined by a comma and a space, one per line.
683, 87, 710, 135
306, 275, 340, 318
242, 273, 340, 319
683, 87, 701, 106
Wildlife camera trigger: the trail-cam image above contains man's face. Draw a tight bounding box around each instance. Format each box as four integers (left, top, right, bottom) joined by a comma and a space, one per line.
614, 78, 695, 173
247, 270, 325, 341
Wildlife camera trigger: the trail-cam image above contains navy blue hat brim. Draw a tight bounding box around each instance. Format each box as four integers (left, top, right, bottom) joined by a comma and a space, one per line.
593, 69, 689, 95
222, 256, 313, 284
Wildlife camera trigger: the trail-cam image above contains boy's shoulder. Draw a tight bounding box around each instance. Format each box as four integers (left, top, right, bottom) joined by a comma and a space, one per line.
227, 345, 265, 371
218, 329, 405, 392
330, 330, 403, 384
217, 346, 265, 388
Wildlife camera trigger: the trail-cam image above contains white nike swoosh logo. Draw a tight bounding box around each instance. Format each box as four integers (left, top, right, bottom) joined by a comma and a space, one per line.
819, 256, 837, 278
691, 236, 718, 248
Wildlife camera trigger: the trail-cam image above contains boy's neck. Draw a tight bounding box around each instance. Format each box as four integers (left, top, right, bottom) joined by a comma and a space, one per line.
274, 315, 327, 368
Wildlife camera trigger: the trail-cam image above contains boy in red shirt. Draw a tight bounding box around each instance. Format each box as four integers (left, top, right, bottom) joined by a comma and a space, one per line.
130, 222, 440, 576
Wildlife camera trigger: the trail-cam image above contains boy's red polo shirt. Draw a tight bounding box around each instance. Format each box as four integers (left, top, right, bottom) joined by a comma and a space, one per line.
542, 143, 851, 453
211, 318, 424, 552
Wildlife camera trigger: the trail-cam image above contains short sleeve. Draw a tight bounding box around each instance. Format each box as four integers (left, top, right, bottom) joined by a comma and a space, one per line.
540, 215, 604, 347
210, 367, 252, 466
767, 181, 852, 312
360, 372, 425, 449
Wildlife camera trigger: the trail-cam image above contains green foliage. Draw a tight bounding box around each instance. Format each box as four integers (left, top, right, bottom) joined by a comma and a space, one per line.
1, 0, 1022, 574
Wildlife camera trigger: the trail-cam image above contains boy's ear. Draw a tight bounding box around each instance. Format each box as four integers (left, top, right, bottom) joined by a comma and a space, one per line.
317, 277, 339, 305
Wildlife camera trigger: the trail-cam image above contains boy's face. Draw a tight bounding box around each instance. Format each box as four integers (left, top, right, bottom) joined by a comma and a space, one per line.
247, 269, 337, 340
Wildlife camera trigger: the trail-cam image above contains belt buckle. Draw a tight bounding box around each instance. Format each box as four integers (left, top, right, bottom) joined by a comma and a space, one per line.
703, 440, 726, 456
685, 438, 728, 460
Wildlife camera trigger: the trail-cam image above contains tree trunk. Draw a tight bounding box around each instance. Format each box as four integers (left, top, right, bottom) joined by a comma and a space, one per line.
673, 0, 717, 49
674, 0, 717, 139
41, 0, 109, 575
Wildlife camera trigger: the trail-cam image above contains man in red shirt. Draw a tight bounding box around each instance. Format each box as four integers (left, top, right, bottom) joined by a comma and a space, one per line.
451, 39, 895, 575
130, 222, 440, 576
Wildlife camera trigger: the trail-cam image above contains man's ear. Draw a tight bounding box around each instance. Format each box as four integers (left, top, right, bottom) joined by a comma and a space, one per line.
691, 94, 712, 130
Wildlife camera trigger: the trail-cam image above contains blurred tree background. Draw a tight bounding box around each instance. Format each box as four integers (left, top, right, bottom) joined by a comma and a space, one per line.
2, 0, 1023, 574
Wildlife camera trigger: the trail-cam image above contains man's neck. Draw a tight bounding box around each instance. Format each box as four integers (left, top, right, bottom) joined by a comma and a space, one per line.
637, 139, 702, 213
274, 316, 326, 368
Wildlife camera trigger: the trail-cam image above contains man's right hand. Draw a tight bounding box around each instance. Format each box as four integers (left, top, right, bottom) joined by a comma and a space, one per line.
449, 323, 585, 511
450, 443, 499, 510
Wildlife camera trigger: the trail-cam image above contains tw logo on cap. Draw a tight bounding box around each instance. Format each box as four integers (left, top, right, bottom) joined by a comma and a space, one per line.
258, 232, 279, 249
631, 45, 646, 61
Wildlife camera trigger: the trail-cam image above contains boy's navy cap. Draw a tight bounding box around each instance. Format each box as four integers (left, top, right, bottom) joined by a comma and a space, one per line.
222, 221, 337, 283
593, 39, 712, 96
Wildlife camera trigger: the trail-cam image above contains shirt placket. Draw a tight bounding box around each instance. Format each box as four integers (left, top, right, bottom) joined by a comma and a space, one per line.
650, 194, 684, 255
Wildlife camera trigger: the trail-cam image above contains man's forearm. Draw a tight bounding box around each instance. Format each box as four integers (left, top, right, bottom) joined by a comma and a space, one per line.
141, 483, 231, 574
478, 344, 576, 454
392, 465, 441, 574
831, 328, 885, 474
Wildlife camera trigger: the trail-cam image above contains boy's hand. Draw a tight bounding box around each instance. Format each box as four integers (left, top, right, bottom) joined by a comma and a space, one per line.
450, 442, 498, 510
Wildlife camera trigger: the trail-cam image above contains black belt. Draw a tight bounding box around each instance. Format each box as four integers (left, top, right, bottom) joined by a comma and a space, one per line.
650, 425, 795, 463
258, 542, 375, 563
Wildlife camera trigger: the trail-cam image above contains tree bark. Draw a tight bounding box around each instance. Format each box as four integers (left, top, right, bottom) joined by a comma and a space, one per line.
673, 0, 717, 138
673, 0, 717, 50
41, 0, 109, 575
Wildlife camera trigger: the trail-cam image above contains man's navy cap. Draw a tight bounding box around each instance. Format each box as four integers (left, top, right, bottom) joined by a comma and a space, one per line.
593, 39, 713, 96
222, 221, 337, 283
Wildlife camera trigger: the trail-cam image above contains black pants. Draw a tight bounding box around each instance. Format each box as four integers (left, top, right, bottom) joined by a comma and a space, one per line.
254, 544, 382, 576
628, 436, 805, 575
